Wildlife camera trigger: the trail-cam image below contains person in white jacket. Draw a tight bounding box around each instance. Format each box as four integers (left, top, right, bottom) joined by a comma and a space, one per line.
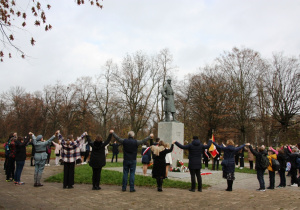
165, 143, 173, 178
52, 140, 62, 166
80, 139, 88, 164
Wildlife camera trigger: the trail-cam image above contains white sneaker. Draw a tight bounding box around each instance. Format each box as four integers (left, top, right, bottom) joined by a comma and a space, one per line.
83, 162, 87, 165
291, 183, 298, 187
239, 167, 243, 169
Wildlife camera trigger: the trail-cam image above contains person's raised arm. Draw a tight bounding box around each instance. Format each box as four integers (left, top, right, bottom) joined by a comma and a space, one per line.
111, 130, 124, 144
103, 131, 113, 147
46, 130, 60, 145
75, 132, 86, 144
174, 141, 189, 149
85, 134, 93, 146
29, 132, 37, 145
269, 146, 278, 155
203, 140, 213, 149
248, 145, 258, 156
235, 144, 246, 152
212, 141, 224, 151
165, 142, 174, 153
137, 133, 154, 146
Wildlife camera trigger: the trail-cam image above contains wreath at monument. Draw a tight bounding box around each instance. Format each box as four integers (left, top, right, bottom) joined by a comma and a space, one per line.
171, 160, 189, 172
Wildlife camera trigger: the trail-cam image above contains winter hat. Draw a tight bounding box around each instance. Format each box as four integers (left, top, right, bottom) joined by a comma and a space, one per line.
36, 135, 43, 141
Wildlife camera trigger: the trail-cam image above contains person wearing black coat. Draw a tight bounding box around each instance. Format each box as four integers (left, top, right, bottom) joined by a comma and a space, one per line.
277, 149, 287, 187
286, 146, 300, 186
248, 144, 268, 191
110, 141, 120, 163
151, 140, 174, 192
213, 140, 245, 191
175, 137, 212, 192
14, 136, 30, 185
86, 131, 112, 190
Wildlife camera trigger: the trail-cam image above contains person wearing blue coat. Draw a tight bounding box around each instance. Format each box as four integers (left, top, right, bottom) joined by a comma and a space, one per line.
141, 143, 151, 176
30, 130, 59, 187
213, 140, 246, 191
175, 136, 212, 192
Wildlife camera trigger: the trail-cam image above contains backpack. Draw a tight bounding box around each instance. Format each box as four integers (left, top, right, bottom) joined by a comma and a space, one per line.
260, 154, 269, 169
286, 162, 291, 172
296, 157, 300, 169
271, 158, 280, 171
4, 142, 10, 155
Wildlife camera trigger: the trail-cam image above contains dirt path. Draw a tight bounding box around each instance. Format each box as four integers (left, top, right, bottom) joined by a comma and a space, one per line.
0, 160, 299, 209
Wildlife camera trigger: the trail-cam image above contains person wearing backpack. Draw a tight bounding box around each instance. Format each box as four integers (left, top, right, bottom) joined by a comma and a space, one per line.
277, 148, 287, 188
286, 146, 300, 187
267, 149, 277, 189
248, 144, 268, 191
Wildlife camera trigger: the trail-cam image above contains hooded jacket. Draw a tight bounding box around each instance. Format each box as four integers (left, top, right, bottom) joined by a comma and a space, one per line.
175, 139, 212, 169
32, 134, 56, 160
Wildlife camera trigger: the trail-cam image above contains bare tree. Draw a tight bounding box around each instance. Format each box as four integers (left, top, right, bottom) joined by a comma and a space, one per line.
216, 47, 266, 144
113, 51, 160, 136
266, 53, 300, 143
92, 60, 117, 138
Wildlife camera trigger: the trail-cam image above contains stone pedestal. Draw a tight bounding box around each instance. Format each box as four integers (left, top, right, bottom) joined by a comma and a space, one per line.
158, 121, 184, 168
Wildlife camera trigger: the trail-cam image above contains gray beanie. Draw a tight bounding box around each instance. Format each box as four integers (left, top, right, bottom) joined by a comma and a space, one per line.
36, 135, 43, 141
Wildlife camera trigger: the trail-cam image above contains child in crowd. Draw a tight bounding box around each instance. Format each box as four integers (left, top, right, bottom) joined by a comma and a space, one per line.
165, 143, 172, 178
267, 149, 277, 189
52, 140, 62, 166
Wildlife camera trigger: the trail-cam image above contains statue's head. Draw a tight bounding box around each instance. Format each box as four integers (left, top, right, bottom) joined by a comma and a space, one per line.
167, 78, 171, 84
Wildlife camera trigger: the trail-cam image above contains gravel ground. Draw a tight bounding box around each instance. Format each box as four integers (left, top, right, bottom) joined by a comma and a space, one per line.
0, 159, 299, 210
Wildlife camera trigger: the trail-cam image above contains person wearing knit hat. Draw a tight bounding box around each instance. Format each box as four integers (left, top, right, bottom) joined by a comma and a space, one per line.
30, 130, 60, 187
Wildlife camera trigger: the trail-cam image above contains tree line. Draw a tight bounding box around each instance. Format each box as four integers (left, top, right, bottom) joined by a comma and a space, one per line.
1, 47, 299, 146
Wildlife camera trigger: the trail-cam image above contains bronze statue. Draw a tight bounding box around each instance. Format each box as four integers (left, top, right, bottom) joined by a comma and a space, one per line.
161, 78, 176, 121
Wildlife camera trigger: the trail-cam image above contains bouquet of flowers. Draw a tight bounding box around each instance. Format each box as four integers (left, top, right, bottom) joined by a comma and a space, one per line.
172, 160, 189, 172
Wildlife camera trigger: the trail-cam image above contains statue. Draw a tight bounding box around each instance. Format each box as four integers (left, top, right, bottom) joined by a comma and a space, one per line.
161, 78, 176, 122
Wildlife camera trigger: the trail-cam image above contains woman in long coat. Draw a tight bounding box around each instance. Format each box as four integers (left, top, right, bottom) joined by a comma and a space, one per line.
151, 140, 174, 191
213, 140, 245, 191
86, 131, 112, 190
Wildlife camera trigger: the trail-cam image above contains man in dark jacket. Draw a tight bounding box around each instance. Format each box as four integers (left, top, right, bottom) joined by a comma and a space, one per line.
112, 130, 153, 192
174, 136, 212, 192
110, 141, 120, 163
248, 144, 268, 191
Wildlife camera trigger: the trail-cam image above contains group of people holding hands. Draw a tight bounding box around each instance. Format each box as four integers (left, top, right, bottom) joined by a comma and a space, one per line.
4, 130, 300, 193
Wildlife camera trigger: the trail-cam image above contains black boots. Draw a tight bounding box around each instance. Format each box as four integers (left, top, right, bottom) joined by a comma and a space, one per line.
226, 180, 233, 191
157, 178, 163, 191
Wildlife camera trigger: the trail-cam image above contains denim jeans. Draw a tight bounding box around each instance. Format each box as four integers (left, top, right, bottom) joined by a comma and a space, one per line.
257, 169, 265, 189
123, 160, 136, 191
14, 160, 25, 182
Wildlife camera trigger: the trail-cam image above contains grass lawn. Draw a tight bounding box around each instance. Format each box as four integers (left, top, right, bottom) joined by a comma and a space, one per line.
45, 164, 210, 189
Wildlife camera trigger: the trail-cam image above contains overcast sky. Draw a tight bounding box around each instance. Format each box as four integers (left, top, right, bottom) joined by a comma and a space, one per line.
1, 0, 300, 92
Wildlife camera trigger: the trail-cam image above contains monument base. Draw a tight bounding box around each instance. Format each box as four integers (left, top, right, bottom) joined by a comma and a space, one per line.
158, 121, 184, 168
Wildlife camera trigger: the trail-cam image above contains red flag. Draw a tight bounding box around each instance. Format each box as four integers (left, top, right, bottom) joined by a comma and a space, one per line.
209, 134, 219, 158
